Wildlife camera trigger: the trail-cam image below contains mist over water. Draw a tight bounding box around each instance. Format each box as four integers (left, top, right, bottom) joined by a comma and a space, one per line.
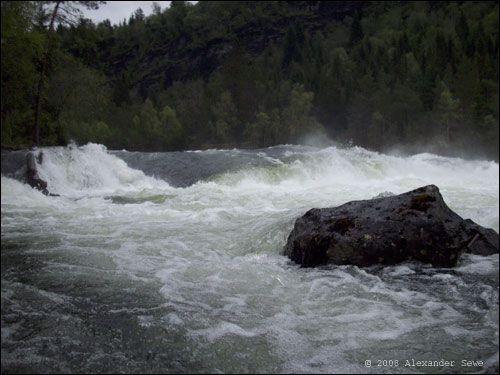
1, 143, 498, 373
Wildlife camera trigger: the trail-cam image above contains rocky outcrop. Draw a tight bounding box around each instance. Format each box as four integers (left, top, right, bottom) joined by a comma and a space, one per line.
284, 185, 499, 268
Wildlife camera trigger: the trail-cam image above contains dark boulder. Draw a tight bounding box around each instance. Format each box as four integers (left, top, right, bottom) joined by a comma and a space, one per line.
284, 185, 499, 268
25, 151, 59, 196
26, 152, 49, 195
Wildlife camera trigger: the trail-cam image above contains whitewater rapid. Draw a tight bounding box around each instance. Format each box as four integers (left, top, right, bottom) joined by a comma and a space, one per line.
1, 143, 499, 373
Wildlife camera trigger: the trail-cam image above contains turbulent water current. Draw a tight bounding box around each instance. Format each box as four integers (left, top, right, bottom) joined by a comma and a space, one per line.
1, 143, 499, 373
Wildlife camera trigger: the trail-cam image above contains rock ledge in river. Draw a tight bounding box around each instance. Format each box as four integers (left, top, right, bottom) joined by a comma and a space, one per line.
284, 185, 498, 268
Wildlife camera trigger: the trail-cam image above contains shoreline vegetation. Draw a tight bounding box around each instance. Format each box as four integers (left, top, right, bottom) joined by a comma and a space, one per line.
1, 1, 498, 161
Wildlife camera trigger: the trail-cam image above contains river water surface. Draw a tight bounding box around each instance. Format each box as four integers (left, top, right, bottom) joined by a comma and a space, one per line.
1, 143, 498, 373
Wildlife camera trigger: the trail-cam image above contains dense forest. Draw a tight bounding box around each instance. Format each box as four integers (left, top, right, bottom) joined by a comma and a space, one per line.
1, 1, 499, 160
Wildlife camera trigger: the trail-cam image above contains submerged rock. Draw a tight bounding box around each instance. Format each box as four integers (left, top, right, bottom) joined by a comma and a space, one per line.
284, 185, 499, 268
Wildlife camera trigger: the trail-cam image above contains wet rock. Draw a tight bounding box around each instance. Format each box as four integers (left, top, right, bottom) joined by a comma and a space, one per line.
26, 152, 49, 195
25, 151, 59, 196
284, 185, 499, 268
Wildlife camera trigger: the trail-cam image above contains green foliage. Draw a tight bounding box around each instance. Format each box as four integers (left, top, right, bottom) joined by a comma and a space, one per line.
349, 11, 364, 47
49, 53, 111, 139
283, 83, 323, 143
132, 98, 162, 150
212, 91, 239, 144
66, 120, 111, 144
159, 105, 184, 150
245, 112, 273, 147
2, 1, 498, 160
1, 1, 45, 146
435, 82, 461, 143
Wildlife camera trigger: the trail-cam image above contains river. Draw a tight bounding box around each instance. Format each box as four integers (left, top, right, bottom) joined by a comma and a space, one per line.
1, 143, 498, 373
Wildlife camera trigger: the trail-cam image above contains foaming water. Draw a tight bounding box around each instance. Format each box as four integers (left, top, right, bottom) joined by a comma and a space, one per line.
33, 143, 171, 198
1, 143, 498, 373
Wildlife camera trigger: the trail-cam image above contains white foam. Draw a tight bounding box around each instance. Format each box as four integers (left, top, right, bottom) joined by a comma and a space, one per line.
189, 321, 261, 342
456, 254, 499, 274
32, 143, 170, 198
383, 265, 417, 277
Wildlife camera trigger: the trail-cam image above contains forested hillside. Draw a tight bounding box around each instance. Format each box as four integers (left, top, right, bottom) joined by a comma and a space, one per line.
1, 1, 498, 159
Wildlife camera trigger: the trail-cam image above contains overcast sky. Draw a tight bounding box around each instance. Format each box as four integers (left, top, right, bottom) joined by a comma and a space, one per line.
80, 1, 175, 26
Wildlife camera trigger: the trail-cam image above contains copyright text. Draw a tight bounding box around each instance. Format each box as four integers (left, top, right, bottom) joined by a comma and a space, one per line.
364, 359, 484, 368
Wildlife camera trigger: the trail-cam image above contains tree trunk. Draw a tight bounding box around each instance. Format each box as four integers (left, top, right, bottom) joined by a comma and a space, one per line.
33, 1, 61, 146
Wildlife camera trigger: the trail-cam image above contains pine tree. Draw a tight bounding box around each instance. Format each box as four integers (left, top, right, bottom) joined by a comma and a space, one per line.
212, 91, 239, 144
436, 82, 461, 144
160, 105, 183, 150
348, 11, 363, 48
